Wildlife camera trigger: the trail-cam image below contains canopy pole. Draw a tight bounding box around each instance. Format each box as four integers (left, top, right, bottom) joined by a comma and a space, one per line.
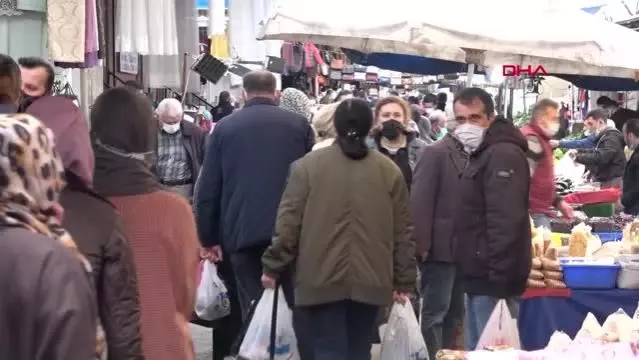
466, 64, 475, 87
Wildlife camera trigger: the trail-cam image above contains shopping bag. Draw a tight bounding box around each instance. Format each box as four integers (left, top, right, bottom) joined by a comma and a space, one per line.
475, 299, 521, 350
194, 260, 231, 321
238, 287, 299, 360
556, 155, 585, 185
380, 300, 429, 360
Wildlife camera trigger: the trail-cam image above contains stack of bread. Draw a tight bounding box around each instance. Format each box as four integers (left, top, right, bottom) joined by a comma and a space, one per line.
528, 237, 566, 288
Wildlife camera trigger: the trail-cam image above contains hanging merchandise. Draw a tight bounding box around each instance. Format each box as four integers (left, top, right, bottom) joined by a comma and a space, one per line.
303, 42, 324, 69
117, 0, 179, 56
281, 42, 304, 75
330, 53, 345, 70
209, 0, 229, 59
329, 70, 342, 80
56, 0, 100, 68
48, 0, 86, 62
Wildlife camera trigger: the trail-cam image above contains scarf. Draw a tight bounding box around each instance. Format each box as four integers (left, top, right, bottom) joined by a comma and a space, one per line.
0, 113, 105, 359
92, 140, 162, 197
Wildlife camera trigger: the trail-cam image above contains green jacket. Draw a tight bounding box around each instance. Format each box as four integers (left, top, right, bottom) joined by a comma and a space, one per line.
262, 144, 416, 307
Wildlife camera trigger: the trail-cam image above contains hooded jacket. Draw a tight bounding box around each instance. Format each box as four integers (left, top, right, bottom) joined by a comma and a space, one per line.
575, 127, 626, 183
455, 119, 531, 298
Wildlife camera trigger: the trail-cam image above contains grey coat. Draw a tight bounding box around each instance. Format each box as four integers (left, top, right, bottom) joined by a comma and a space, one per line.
366, 133, 429, 171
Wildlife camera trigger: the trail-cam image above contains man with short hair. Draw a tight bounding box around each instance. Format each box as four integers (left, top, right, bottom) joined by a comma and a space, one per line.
422, 93, 437, 114
452, 87, 531, 350
153, 97, 205, 200
597, 95, 639, 131
18, 57, 54, 111
622, 118, 639, 215
522, 99, 574, 228
0, 54, 21, 114
195, 70, 314, 358
572, 109, 626, 188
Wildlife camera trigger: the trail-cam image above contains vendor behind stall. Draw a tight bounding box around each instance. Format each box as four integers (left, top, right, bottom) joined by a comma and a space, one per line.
621, 118, 639, 215
570, 109, 626, 189
521, 99, 574, 228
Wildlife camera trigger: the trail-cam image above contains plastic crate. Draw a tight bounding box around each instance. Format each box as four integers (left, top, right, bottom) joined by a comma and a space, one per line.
594, 232, 623, 244
561, 258, 620, 289
581, 203, 615, 217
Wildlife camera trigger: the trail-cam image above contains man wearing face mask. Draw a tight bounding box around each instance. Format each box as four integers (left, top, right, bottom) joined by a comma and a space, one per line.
17, 57, 54, 112
621, 118, 639, 215
451, 88, 531, 351
572, 109, 626, 189
521, 99, 574, 229
153, 98, 205, 201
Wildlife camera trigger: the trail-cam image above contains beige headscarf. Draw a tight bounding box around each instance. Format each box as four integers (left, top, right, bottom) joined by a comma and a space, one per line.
312, 102, 339, 150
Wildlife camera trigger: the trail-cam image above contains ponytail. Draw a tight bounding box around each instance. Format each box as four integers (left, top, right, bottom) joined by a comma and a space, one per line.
336, 129, 369, 160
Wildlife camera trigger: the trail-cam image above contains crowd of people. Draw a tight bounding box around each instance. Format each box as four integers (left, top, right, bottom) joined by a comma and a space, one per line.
2, 50, 639, 360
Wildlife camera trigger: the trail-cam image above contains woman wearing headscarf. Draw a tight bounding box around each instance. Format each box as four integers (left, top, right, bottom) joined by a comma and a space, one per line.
0, 113, 97, 360
90, 87, 200, 360
27, 96, 144, 360
261, 98, 416, 360
279, 87, 311, 120
212, 91, 235, 122
311, 102, 339, 150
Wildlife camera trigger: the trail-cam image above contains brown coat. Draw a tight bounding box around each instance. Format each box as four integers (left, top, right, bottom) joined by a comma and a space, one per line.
60, 172, 144, 360
411, 135, 467, 263
109, 191, 200, 360
262, 144, 416, 307
0, 227, 97, 360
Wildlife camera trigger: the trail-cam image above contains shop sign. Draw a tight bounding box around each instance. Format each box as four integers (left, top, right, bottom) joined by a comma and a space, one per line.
502, 64, 548, 77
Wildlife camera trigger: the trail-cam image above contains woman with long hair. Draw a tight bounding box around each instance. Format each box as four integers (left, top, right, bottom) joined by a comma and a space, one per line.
261, 98, 416, 360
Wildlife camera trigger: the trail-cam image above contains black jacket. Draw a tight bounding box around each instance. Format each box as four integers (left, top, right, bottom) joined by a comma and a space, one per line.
59, 171, 144, 359
623, 148, 639, 215
575, 128, 626, 183
212, 102, 234, 122
195, 97, 315, 251
456, 119, 531, 298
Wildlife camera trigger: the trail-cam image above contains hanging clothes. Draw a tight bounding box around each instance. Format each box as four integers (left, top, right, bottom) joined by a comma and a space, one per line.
48, 0, 86, 62
117, 0, 178, 56
208, 0, 229, 59
303, 42, 324, 69
0, 0, 22, 16
56, 0, 99, 69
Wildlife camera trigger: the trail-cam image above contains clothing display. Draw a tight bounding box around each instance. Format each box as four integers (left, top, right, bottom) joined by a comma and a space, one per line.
48, 0, 86, 62
209, 0, 229, 58
116, 0, 178, 56
0, 0, 21, 16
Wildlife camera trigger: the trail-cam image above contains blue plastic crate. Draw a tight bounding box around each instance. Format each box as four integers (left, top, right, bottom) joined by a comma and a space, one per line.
561, 259, 620, 289
595, 232, 623, 243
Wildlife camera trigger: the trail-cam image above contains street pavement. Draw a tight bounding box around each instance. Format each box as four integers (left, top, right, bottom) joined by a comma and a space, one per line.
190, 324, 381, 360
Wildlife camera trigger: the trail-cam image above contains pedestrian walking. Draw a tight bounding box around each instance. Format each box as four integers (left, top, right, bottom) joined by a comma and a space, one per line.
451, 88, 531, 350
28, 96, 144, 360
91, 87, 200, 360
262, 98, 416, 360
195, 70, 314, 358
0, 113, 97, 360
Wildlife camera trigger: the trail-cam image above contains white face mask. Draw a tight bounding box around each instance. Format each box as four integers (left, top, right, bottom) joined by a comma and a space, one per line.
454, 123, 485, 153
543, 122, 560, 137
163, 123, 180, 134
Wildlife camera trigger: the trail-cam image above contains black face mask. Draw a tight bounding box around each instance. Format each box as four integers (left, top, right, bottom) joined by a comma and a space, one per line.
381, 119, 404, 140
18, 93, 41, 112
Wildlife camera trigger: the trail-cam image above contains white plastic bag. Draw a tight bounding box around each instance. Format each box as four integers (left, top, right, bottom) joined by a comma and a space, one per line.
475, 299, 521, 350
194, 260, 231, 321
239, 288, 299, 360
380, 300, 429, 360
556, 154, 586, 185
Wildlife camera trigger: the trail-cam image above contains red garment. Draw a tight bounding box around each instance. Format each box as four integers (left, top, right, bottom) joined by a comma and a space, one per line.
303, 42, 324, 68
521, 124, 555, 215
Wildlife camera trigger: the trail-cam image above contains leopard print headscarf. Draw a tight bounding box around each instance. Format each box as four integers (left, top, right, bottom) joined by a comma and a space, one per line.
280, 87, 311, 119
0, 114, 106, 359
